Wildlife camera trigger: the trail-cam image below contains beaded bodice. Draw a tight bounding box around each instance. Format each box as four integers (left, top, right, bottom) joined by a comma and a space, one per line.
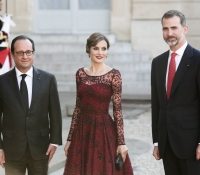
67, 68, 125, 145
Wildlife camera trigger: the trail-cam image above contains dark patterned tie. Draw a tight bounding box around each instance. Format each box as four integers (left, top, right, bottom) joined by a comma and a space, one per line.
167, 52, 177, 100
20, 74, 29, 111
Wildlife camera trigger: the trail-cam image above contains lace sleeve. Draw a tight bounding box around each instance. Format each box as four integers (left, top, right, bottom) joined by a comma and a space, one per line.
112, 70, 125, 145
67, 70, 81, 141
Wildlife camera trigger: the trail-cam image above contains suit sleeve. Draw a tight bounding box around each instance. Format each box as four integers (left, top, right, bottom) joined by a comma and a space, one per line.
151, 59, 160, 144
0, 81, 3, 149
197, 63, 200, 143
49, 75, 62, 145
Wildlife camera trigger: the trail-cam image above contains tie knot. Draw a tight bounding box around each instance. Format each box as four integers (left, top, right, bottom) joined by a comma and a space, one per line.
21, 74, 27, 80
171, 52, 177, 58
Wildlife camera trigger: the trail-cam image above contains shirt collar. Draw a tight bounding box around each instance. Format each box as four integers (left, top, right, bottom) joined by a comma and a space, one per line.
169, 41, 188, 57
15, 66, 33, 78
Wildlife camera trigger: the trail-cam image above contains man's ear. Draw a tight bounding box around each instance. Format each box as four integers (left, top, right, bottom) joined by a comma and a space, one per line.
11, 52, 14, 59
184, 25, 188, 34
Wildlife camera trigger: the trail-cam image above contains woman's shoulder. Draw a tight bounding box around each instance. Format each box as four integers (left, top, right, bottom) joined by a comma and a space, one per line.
103, 65, 120, 75
76, 67, 85, 76
111, 68, 121, 76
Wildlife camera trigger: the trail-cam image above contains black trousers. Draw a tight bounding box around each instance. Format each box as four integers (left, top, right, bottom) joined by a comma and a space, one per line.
4, 145, 48, 175
163, 137, 200, 175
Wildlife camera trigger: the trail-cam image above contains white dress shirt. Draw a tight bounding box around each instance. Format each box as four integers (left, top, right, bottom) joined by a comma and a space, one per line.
154, 41, 188, 147
165, 41, 188, 90
15, 67, 33, 107
15, 66, 58, 147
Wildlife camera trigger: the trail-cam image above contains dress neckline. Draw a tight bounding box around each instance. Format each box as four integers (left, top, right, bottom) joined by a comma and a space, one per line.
82, 67, 114, 77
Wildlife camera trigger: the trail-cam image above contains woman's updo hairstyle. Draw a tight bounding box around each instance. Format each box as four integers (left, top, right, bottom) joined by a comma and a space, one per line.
86, 32, 110, 55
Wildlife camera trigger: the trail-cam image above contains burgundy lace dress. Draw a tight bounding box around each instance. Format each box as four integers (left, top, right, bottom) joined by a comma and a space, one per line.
63, 68, 133, 175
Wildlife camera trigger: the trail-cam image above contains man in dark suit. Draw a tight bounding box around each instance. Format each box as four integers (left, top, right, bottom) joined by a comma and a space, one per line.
0, 35, 62, 175
151, 10, 200, 175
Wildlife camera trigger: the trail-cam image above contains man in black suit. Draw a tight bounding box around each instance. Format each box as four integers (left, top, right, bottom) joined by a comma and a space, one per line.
0, 35, 62, 175
151, 10, 200, 175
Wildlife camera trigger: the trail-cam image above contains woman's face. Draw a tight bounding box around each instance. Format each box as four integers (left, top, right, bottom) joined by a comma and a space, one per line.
89, 40, 108, 64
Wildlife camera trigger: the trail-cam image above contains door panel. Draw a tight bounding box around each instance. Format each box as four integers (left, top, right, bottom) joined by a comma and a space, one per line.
39, 0, 70, 9
34, 0, 110, 34
35, 0, 71, 33
77, 0, 110, 33
77, 11, 110, 31
79, 0, 110, 9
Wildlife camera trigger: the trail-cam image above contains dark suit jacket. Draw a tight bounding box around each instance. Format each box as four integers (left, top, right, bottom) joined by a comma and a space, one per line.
151, 44, 200, 159
0, 67, 62, 161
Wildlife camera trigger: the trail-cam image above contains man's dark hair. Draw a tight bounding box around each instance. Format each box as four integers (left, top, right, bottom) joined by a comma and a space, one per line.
161, 10, 186, 27
11, 35, 35, 53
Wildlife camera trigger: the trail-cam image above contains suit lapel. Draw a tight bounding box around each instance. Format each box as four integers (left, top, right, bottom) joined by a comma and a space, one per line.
170, 44, 193, 97
29, 67, 41, 110
160, 51, 169, 104
8, 68, 25, 111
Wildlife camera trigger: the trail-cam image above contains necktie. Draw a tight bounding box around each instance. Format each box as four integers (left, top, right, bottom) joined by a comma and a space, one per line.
20, 74, 29, 111
167, 52, 177, 100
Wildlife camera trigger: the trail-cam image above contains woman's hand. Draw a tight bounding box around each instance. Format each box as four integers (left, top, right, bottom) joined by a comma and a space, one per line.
64, 141, 71, 157
116, 145, 128, 162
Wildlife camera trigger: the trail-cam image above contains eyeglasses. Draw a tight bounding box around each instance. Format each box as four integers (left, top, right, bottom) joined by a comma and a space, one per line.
15, 50, 34, 56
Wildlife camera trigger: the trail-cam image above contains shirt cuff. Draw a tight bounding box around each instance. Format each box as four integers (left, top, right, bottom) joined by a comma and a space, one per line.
154, 142, 158, 146
51, 143, 58, 147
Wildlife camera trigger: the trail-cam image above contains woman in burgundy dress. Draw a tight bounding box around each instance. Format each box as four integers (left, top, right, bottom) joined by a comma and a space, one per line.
63, 33, 134, 175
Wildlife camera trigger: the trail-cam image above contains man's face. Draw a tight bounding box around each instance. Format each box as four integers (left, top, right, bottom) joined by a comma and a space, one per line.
12, 39, 34, 73
0, 0, 2, 11
162, 16, 188, 48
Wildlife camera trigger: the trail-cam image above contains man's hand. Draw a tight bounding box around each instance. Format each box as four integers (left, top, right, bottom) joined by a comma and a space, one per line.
0, 150, 5, 168
46, 144, 57, 163
153, 146, 160, 160
196, 144, 200, 160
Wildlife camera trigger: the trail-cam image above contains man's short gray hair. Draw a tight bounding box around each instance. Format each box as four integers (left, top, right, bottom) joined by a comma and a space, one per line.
161, 10, 186, 27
